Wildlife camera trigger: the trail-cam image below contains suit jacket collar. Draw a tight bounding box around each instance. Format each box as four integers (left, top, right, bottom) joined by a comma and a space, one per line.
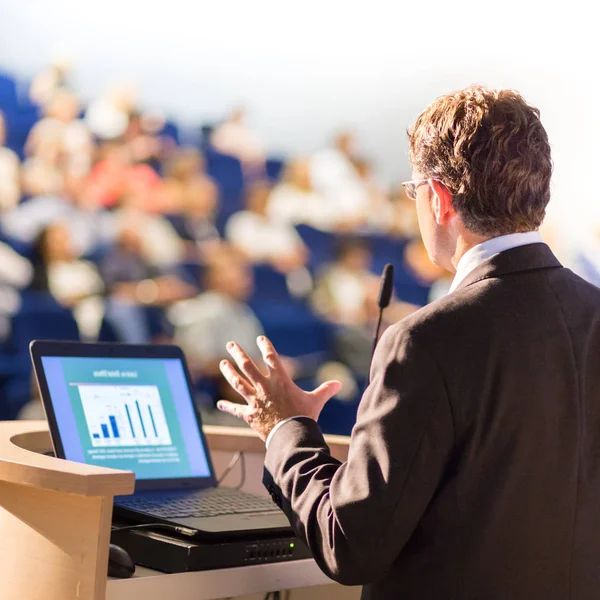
454, 243, 563, 292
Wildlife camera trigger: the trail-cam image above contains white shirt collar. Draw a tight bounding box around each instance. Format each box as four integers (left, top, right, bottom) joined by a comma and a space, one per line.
449, 231, 543, 293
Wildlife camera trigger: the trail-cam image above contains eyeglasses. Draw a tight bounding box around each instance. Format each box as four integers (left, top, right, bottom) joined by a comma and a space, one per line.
401, 178, 440, 200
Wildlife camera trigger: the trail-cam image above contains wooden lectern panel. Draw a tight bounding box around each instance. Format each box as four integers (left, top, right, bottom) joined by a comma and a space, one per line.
0, 420, 135, 600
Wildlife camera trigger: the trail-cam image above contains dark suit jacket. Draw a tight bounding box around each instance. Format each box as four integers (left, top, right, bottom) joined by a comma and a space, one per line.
263, 243, 600, 599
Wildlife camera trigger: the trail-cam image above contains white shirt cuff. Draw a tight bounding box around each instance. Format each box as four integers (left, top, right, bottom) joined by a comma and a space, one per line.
265, 416, 306, 448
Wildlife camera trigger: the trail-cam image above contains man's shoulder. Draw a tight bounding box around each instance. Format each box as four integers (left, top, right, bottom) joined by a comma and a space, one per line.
380, 279, 508, 360
388, 265, 600, 346
392, 286, 476, 334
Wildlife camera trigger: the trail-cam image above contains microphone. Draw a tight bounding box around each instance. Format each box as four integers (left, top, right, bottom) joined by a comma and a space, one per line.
368, 264, 394, 384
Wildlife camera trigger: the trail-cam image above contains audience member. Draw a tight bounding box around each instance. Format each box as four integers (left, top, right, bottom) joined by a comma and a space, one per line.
122, 110, 163, 166
86, 140, 162, 210
28, 223, 104, 337
226, 181, 308, 274
352, 157, 394, 232
160, 148, 220, 255
100, 224, 194, 344
211, 108, 266, 171
28, 55, 72, 107
403, 237, 451, 300
309, 132, 371, 229
25, 89, 93, 178
0, 241, 34, 338
312, 238, 417, 377
85, 84, 136, 140
1, 174, 112, 257
109, 190, 185, 268
170, 246, 264, 379
311, 238, 379, 377
574, 223, 600, 288
266, 158, 335, 230
0, 111, 20, 211
388, 184, 421, 238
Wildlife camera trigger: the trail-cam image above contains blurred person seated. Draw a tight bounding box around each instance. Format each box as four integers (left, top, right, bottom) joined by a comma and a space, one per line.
403, 237, 452, 301
28, 54, 72, 107
108, 187, 185, 269
0, 241, 34, 341
266, 158, 337, 230
388, 183, 421, 238
100, 223, 194, 343
226, 180, 308, 274
352, 157, 394, 232
0, 110, 21, 211
573, 223, 600, 288
312, 238, 416, 377
85, 84, 136, 140
169, 246, 296, 413
25, 88, 93, 177
210, 107, 266, 172
309, 131, 371, 230
160, 148, 221, 256
28, 223, 104, 338
123, 110, 163, 166
86, 140, 162, 210
2, 174, 113, 257
170, 246, 263, 380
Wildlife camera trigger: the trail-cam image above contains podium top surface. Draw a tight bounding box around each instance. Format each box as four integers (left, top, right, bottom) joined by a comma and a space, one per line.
0, 420, 135, 496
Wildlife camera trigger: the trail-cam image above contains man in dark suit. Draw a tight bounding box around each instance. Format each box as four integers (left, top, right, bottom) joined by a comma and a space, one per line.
216, 86, 600, 599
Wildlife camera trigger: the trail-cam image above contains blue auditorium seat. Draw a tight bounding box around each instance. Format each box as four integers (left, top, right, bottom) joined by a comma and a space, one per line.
0, 73, 18, 110
265, 158, 285, 182
0, 292, 80, 419
248, 264, 333, 359
2, 103, 41, 159
295, 225, 338, 270
368, 235, 431, 306
204, 149, 245, 233
161, 120, 180, 145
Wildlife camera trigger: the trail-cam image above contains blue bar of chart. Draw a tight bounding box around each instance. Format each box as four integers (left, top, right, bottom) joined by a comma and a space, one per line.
135, 401, 147, 438
148, 406, 158, 437
78, 384, 172, 447
109, 415, 120, 438
125, 404, 136, 438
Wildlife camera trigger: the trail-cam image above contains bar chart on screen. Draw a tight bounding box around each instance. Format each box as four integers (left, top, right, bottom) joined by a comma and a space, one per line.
76, 384, 173, 447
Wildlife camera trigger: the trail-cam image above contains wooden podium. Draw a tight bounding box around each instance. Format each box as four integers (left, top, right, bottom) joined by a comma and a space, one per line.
0, 420, 358, 600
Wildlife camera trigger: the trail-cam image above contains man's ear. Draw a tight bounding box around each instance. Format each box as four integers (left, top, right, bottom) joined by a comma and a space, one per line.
430, 180, 454, 225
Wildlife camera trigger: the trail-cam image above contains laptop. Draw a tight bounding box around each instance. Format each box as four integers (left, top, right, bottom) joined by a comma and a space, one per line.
30, 340, 292, 540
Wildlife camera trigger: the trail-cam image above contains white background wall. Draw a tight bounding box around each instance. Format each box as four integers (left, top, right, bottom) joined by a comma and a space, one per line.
1, 0, 598, 249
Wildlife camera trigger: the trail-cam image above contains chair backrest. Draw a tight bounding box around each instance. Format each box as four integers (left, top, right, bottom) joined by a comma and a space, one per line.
295, 225, 338, 269
249, 264, 293, 306
204, 149, 245, 234
9, 292, 80, 354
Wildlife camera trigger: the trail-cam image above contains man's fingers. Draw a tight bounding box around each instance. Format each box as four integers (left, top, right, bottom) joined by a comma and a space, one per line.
216, 400, 252, 423
227, 342, 266, 387
219, 360, 255, 400
310, 380, 343, 404
257, 336, 284, 373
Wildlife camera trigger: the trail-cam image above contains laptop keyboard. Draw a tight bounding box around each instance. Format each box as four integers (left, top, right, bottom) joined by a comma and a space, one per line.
117, 487, 280, 519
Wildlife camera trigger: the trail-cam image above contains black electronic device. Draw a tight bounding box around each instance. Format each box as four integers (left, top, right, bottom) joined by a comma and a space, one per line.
30, 341, 292, 541
108, 543, 135, 578
110, 524, 312, 573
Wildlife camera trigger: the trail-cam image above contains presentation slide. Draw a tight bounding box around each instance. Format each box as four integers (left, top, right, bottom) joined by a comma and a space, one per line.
78, 384, 173, 447
42, 356, 211, 480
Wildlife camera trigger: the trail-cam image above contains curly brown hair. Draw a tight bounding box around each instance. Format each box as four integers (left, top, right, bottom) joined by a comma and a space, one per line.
408, 86, 553, 236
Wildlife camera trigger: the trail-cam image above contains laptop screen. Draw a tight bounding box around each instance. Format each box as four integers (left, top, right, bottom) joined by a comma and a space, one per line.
40, 355, 211, 481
